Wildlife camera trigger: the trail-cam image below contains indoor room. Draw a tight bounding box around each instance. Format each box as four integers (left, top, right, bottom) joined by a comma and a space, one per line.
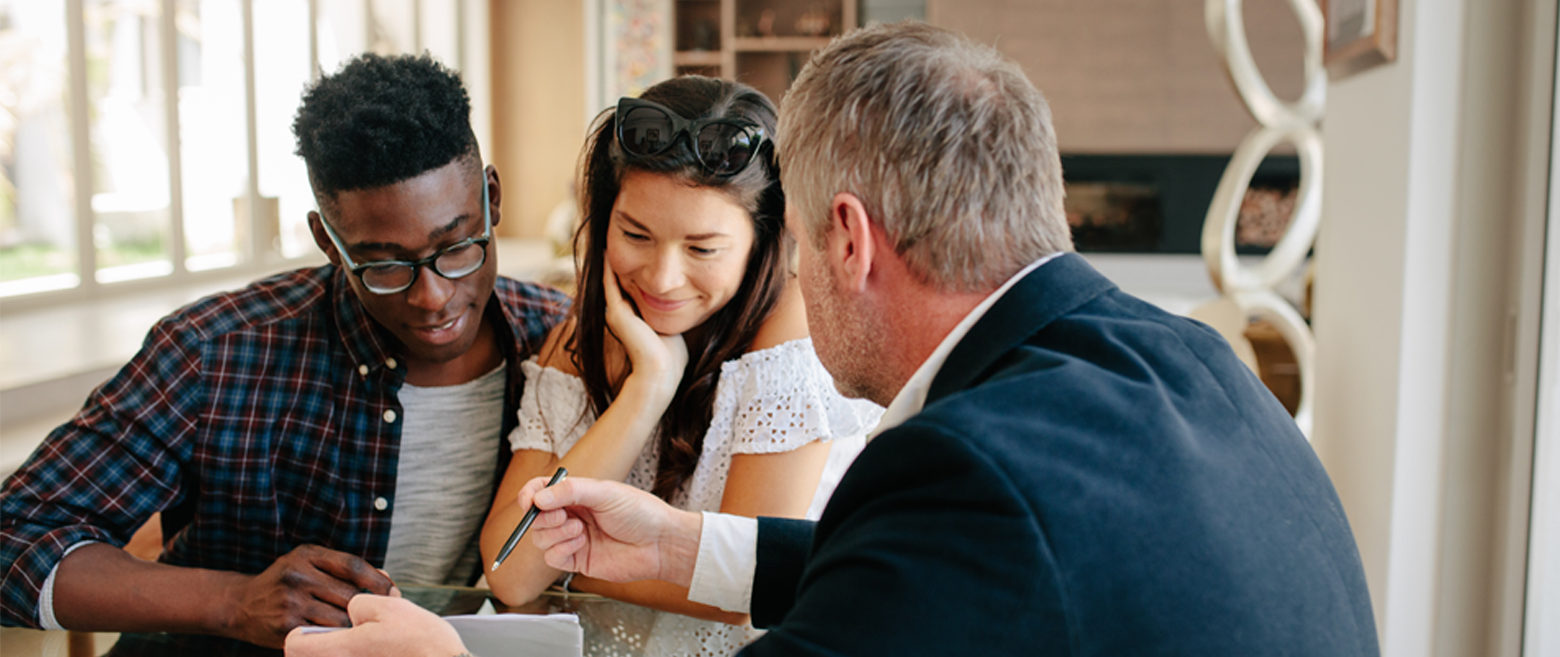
1, 0, 1557, 655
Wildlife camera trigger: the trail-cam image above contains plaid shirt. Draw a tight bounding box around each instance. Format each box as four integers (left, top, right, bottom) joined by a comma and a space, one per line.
0, 266, 569, 628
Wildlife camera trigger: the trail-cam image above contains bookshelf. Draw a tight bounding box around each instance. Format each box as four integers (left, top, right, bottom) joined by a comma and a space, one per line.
674, 0, 857, 103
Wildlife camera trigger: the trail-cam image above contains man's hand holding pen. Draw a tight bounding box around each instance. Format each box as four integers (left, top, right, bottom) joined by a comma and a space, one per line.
518, 476, 704, 589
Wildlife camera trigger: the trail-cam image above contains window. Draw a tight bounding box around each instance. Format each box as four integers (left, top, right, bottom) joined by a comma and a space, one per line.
0, 0, 488, 306
1, 0, 78, 294
1522, 26, 1560, 656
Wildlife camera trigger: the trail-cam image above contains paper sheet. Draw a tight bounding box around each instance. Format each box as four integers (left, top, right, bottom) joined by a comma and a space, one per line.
445, 612, 583, 657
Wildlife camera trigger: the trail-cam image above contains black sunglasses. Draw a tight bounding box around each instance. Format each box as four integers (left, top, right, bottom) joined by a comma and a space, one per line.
615, 96, 767, 177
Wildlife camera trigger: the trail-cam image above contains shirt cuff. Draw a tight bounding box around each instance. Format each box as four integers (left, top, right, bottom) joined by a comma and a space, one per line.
40, 541, 98, 631
686, 512, 757, 614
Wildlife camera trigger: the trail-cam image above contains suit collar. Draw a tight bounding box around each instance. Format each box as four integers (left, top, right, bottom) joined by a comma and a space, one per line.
925, 253, 1117, 405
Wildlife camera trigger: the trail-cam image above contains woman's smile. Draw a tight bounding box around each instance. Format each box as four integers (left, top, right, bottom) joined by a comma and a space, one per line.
606, 170, 756, 336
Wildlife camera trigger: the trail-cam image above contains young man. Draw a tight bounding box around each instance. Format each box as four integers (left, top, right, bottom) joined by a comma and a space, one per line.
291, 22, 1379, 657
0, 53, 568, 649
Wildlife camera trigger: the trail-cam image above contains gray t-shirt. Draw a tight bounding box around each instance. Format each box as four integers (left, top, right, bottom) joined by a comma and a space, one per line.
382, 363, 505, 586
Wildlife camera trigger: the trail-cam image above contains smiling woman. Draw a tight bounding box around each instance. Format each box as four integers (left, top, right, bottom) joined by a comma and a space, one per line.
606, 170, 757, 337
478, 75, 882, 657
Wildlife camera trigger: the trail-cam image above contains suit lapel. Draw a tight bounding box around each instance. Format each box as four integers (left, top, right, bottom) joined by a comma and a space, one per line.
926, 253, 1118, 405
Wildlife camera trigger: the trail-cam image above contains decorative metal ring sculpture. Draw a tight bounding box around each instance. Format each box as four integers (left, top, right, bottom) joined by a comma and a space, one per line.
1205, 0, 1327, 127
1203, 0, 1324, 439
1234, 289, 1317, 436
1202, 124, 1323, 294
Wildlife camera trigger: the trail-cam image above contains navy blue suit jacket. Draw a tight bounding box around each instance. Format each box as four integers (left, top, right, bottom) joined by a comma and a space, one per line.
742, 254, 1377, 656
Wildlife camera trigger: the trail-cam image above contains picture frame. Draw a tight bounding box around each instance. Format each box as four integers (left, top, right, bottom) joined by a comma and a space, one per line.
1322, 0, 1397, 77
587, 0, 673, 113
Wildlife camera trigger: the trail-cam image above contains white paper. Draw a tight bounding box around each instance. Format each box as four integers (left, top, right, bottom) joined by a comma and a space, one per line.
445, 612, 583, 657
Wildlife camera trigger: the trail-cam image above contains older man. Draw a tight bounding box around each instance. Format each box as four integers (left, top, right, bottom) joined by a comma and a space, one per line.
290, 21, 1378, 657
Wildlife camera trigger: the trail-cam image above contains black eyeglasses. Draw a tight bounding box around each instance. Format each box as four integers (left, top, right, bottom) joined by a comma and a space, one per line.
615, 96, 767, 177
319, 182, 493, 295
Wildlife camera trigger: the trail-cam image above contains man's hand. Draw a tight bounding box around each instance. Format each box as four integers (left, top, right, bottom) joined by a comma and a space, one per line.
521, 476, 703, 587
222, 544, 398, 648
284, 594, 466, 657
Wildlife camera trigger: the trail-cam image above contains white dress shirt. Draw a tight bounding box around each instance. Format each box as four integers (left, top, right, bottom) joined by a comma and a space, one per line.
686, 254, 1062, 613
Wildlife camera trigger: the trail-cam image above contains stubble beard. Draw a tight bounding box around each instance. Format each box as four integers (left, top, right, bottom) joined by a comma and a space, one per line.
804, 256, 892, 406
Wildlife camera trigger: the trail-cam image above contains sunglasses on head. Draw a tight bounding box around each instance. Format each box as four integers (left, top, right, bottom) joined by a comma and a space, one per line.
615, 96, 767, 177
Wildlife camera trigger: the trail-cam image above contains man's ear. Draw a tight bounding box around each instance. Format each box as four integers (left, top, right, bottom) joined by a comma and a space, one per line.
307, 211, 342, 266
827, 192, 876, 293
484, 165, 503, 230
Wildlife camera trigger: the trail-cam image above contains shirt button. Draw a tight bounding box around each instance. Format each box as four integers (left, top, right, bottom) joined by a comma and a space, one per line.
386, 357, 398, 369
383, 409, 397, 423
374, 496, 389, 511
358, 364, 369, 376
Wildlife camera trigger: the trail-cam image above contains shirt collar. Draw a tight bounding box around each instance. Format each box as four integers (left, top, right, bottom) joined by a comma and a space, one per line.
332, 266, 405, 377
867, 252, 1064, 442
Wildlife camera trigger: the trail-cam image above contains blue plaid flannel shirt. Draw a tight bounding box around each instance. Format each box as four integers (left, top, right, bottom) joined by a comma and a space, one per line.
0, 266, 569, 628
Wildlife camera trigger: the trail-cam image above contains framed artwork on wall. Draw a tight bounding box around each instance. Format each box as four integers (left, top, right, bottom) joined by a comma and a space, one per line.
589, 0, 674, 113
1322, 0, 1397, 77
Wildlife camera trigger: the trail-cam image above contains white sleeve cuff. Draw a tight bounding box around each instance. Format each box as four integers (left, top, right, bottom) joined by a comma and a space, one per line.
686, 512, 757, 614
40, 541, 98, 630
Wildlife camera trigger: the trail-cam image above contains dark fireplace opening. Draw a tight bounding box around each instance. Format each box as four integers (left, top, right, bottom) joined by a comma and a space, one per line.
1061, 154, 1301, 256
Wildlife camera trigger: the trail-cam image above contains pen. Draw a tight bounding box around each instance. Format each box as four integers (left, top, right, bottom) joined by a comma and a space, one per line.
492, 466, 567, 570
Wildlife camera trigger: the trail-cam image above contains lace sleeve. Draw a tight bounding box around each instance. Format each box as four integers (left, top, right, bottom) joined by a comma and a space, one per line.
717, 339, 884, 456
508, 358, 593, 455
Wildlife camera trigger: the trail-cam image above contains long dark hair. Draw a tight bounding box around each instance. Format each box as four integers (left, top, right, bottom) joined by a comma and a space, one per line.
571, 76, 790, 502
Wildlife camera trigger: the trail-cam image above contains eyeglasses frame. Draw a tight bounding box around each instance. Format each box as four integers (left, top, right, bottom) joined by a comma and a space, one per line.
317, 178, 493, 295
614, 96, 767, 176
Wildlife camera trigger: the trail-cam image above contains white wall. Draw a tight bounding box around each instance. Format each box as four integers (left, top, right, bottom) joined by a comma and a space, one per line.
1313, 0, 1555, 655
927, 0, 1307, 154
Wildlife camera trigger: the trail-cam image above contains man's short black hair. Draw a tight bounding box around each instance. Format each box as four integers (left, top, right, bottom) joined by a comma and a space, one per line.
293, 52, 478, 204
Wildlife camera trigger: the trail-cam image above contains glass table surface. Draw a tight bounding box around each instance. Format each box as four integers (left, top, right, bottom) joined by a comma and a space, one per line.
0, 584, 741, 657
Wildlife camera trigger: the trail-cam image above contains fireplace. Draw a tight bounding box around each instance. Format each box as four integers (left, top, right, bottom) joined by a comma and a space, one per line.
1061, 154, 1301, 256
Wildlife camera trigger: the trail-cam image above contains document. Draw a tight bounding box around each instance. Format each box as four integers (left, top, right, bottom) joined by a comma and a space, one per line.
445, 612, 584, 657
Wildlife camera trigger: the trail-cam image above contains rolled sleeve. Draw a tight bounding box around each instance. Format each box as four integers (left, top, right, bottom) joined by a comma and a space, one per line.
38, 541, 98, 630
0, 316, 198, 628
1, 521, 116, 627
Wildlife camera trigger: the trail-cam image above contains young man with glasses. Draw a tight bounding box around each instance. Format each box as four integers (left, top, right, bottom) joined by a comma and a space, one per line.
0, 53, 569, 649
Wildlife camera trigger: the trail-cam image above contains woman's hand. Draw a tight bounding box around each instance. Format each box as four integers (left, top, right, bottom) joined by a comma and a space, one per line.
603, 261, 688, 402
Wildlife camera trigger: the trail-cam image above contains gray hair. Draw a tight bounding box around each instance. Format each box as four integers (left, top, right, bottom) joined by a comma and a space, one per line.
778, 20, 1072, 292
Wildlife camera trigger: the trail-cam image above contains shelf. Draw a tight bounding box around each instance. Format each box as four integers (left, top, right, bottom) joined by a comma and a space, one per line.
674, 50, 724, 66
733, 36, 835, 52
672, 0, 854, 99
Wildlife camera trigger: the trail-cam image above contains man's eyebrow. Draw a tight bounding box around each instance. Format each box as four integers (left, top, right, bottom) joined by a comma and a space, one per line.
427, 214, 473, 240
348, 214, 473, 253
615, 212, 730, 241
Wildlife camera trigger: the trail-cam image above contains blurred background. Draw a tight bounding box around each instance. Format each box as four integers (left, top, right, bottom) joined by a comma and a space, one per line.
1, 2, 1558, 656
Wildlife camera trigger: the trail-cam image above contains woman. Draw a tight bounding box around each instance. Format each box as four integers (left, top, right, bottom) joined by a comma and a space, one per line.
480, 76, 881, 654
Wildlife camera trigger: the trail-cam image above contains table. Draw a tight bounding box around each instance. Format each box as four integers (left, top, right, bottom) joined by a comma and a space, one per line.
0, 585, 736, 657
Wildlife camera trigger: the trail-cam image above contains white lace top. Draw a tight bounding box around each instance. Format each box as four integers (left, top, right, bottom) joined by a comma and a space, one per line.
509, 337, 883, 656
